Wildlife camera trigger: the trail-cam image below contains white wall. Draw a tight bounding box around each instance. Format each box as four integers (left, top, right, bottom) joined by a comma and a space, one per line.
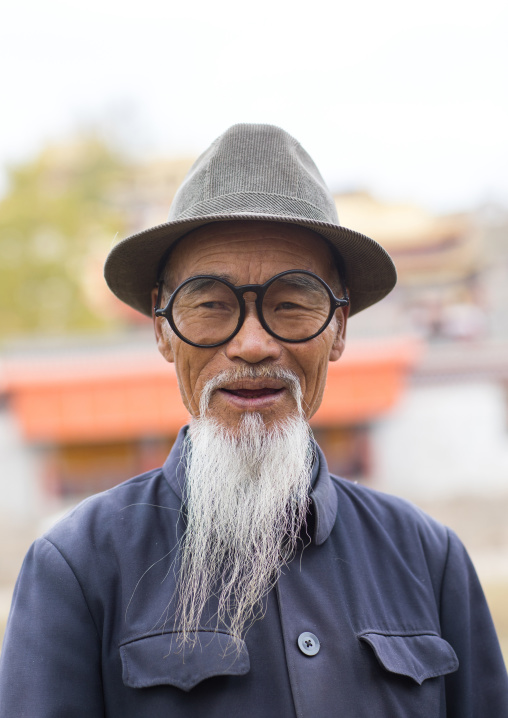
0, 406, 42, 517
372, 381, 508, 499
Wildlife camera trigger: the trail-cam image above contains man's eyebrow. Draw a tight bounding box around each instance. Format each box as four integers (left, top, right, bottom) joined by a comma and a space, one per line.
175, 274, 236, 297
201, 272, 235, 283
179, 272, 237, 286
273, 274, 325, 291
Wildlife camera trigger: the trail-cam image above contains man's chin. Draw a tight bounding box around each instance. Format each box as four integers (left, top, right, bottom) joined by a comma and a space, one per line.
198, 408, 303, 437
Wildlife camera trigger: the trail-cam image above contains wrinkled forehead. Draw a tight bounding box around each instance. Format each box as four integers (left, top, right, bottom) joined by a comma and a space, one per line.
161, 220, 342, 290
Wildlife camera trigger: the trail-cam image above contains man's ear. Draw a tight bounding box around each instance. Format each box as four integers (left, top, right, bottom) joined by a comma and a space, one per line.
151, 287, 174, 364
329, 306, 349, 362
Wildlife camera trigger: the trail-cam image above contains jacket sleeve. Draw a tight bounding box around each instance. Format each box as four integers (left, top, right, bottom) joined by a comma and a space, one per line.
440, 529, 508, 717
0, 537, 105, 717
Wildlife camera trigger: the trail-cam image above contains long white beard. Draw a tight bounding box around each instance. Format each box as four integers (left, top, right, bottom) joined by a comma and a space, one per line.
175, 367, 314, 647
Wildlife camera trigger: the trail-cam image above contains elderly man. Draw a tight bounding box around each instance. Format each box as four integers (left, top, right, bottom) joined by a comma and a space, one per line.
1, 124, 506, 717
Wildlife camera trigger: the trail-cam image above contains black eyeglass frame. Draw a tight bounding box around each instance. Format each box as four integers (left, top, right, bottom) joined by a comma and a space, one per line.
154, 269, 350, 348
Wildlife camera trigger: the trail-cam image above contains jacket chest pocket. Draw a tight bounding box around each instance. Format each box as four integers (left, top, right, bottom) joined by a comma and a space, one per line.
356, 630, 459, 716
120, 631, 250, 692
358, 631, 459, 685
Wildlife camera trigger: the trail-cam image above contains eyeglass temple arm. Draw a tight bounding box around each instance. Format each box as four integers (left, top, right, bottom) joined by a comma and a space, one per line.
153, 280, 165, 315
334, 293, 350, 309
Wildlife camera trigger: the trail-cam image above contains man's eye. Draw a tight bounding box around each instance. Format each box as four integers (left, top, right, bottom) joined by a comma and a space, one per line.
197, 301, 232, 311
276, 302, 307, 311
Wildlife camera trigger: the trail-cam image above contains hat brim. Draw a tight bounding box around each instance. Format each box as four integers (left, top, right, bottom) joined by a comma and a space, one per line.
104, 213, 397, 317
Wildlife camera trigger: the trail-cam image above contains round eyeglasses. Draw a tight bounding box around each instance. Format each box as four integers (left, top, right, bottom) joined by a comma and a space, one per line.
154, 270, 349, 348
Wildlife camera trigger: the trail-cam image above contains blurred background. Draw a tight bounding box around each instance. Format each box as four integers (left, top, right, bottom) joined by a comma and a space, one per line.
1, 0, 507, 660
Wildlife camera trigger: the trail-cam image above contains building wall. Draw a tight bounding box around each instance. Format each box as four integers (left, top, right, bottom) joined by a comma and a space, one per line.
372, 381, 508, 499
0, 406, 42, 517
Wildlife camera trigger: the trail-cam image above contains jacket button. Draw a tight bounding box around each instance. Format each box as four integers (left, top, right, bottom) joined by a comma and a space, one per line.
297, 632, 320, 656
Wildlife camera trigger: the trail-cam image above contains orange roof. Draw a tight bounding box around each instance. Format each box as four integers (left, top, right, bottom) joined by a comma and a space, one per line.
2, 339, 420, 443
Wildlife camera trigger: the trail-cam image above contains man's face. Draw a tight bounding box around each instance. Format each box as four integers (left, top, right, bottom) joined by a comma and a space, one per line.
152, 221, 348, 431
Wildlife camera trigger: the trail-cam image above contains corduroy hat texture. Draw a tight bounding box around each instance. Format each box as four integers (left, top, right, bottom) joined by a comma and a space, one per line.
104, 124, 396, 316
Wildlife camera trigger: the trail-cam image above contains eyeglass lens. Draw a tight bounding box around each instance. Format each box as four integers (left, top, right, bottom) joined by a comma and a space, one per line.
171, 273, 332, 345
173, 278, 240, 346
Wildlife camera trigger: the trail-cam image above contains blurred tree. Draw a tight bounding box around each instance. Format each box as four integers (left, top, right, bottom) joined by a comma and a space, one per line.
0, 135, 131, 339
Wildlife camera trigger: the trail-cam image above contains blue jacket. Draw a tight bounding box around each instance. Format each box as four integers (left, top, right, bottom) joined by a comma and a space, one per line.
1, 427, 507, 717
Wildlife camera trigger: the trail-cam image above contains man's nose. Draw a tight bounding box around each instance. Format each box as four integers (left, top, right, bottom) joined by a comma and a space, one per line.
224, 299, 282, 364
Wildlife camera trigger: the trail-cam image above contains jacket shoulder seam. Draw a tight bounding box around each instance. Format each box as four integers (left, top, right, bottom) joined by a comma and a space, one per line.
41, 536, 102, 641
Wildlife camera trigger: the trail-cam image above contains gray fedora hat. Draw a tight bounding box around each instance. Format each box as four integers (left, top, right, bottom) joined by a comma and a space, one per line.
104, 123, 396, 316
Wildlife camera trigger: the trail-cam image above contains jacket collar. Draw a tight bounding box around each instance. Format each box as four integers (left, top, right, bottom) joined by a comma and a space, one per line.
311, 441, 339, 545
162, 425, 337, 546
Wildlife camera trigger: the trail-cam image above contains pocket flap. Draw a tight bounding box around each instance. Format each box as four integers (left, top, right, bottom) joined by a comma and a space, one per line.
120, 631, 250, 691
358, 632, 459, 685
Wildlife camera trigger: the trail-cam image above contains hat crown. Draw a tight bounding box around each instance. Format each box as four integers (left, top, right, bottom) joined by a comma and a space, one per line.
168, 124, 339, 224
104, 123, 397, 318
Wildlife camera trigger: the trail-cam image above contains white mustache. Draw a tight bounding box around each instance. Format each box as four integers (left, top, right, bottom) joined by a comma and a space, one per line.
199, 366, 303, 417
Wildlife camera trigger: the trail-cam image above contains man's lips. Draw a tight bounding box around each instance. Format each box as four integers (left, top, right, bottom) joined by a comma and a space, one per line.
216, 380, 287, 404
221, 387, 285, 399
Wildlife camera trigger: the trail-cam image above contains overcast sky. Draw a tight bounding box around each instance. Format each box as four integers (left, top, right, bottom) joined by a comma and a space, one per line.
2, 0, 507, 213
